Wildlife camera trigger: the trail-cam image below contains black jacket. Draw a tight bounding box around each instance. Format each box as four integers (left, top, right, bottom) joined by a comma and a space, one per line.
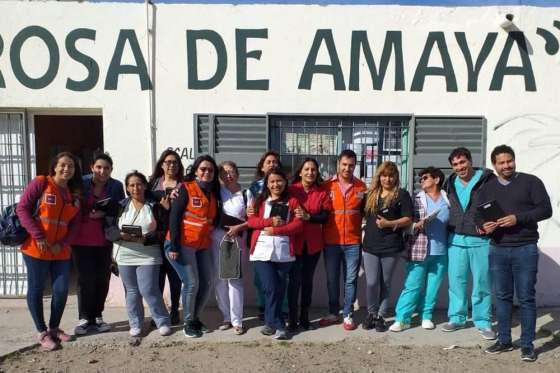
443, 168, 496, 237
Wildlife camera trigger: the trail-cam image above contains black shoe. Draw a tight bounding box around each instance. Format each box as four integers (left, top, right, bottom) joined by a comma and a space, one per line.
374, 316, 387, 332
183, 321, 202, 338
485, 341, 514, 354
193, 319, 209, 333
260, 325, 275, 336
286, 320, 299, 333
299, 309, 311, 330
521, 347, 537, 362
170, 310, 181, 326
362, 313, 376, 330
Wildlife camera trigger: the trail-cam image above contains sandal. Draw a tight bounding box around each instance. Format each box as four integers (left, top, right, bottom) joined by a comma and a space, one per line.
233, 326, 245, 335
218, 321, 233, 331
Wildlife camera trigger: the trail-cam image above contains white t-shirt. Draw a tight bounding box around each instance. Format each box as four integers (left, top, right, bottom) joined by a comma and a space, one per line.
249, 198, 294, 263
116, 201, 162, 266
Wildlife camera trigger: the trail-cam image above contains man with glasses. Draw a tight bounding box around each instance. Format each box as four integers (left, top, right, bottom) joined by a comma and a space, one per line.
480, 145, 551, 362
443, 147, 496, 340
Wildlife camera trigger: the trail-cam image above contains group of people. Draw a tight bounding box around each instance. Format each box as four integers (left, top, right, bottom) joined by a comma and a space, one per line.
16, 144, 551, 362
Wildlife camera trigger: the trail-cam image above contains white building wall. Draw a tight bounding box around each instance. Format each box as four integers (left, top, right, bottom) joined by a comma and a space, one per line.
1, 1, 559, 305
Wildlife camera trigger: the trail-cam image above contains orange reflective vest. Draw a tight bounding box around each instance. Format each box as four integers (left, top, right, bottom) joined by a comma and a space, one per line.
180, 180, 217, 250
21, 176, 80, 260
322, 177, 367, 245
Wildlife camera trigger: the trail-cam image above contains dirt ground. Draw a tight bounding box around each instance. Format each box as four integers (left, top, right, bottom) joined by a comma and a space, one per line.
1, 337, 558, 373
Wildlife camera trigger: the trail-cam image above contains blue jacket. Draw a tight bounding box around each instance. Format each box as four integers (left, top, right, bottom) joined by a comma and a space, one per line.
82, 174, 125, 207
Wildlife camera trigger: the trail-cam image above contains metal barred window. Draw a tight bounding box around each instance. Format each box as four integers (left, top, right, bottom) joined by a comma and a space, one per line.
0, 112, 30, 297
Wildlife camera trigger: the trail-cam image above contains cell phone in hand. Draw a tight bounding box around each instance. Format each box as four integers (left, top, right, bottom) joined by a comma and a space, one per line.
165, 187, 174, 197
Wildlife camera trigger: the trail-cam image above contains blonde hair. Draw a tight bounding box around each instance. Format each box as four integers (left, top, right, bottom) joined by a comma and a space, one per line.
365, 161, 400, 215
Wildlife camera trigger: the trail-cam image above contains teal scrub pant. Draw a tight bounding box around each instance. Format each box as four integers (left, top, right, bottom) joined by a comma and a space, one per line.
447, 243, 492, 329
394, 255, 447, 324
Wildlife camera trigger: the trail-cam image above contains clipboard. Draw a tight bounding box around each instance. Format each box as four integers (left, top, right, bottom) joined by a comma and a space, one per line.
477, 200, 506, 222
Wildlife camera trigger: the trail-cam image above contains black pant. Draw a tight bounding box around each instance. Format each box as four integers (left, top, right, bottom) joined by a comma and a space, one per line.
72, 245, 113, 322
158, 254, 182, 312
287, 246, 321, 322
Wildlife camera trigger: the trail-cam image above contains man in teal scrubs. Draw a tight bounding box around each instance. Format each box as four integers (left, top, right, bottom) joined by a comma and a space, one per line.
442, 147, 496, 340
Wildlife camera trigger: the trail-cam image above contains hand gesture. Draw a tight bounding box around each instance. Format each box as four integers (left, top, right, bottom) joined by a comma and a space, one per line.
226, 224, 243, 237
414, 219, 426, 232
167, 251, 179, 261
482, 221, 498, 235
36, 239, 49, 254
295, 206, 309, 220
497, 214, 517, 228
246, 205, 256, 217
376, 215, 390, 229
272, 216, 285, 227
89, 210, 105, 219
160, 196, 171, 211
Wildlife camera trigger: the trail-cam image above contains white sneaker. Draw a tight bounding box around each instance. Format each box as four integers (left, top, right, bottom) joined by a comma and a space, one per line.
389, 321, 410, 332
159, 325, 172, 336
95, 317, 111, 333
422, 320, 435, 330
129, 327, 142, 337
74, 319, 90, 335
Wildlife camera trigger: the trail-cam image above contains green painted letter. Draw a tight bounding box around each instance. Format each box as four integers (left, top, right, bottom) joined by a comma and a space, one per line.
455, 32, 497, 92
66, 28, 100, 92
236, 29, 269, 90
10, 26, 59, 89
298, 29, 345, 91
490, 32, 536, 91
187, 30, 227, 90
104, 29, 151, 90
349, 30, 404, 91
411, 32, 457, 92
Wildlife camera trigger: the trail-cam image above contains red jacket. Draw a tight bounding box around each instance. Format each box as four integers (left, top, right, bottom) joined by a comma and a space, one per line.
247, 197, 303, 257
289, 183, 333, 255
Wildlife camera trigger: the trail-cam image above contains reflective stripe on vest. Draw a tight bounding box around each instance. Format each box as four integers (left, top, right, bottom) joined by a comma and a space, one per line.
38, 216, 69, 226
333, 209, 361, 214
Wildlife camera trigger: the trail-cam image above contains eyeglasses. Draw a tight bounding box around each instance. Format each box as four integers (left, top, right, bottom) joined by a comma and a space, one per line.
420, 175, 432, 182
198, 167, 214, 174
163, 160, 178, 166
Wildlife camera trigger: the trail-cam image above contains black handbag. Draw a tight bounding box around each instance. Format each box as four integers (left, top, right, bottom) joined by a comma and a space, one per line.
219, 235, 241, 280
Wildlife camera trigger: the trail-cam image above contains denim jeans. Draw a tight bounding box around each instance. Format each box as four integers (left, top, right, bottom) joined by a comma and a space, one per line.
490, 244, 539, 348
254, 261, 292, 330
23, 254, 71, 332
323, 244, 361, 317
119, 264, 170, 329
363, 252, 399, 317
164, 241, 213, 322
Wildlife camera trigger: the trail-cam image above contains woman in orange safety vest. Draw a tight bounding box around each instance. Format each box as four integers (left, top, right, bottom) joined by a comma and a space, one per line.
17, 152, 82, 351
165, 155, 220, 338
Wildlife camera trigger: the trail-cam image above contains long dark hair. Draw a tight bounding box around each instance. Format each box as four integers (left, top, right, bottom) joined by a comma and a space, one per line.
255, 151, 282, 179
256, 169, 289, 211
185, 155, 220, 199
149, 149, 184, 187
292, 157, 323, 186
48, 151, 83, 199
